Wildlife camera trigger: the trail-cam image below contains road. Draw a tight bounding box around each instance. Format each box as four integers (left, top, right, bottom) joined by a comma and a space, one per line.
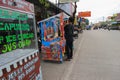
64, 30, 120, 80
41, 30, 120, 80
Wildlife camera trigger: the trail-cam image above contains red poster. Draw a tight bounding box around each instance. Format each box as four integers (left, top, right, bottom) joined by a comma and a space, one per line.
0, 53, 42, 80
0, 0, 34, 13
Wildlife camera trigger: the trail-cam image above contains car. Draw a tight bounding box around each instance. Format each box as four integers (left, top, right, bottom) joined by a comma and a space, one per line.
109, 26, 119, 30
108, 21, 120, 30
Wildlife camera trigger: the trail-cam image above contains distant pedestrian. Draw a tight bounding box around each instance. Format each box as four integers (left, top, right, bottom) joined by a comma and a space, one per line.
108, 26, 110, 31
64, 17, 74, 61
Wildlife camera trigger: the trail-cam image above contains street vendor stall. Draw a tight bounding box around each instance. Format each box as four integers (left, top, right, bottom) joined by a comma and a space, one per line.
0, 0, 42, 80
38, 13, 67, 62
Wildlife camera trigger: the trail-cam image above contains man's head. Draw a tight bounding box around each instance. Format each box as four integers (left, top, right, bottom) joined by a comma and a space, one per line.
69, 17, 74, 23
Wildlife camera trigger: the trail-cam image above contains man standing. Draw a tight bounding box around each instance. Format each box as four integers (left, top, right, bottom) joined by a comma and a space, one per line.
64, 17, 74, 61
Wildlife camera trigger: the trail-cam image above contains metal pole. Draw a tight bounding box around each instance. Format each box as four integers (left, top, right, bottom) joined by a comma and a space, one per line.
56, 0, 59, 7
58, 0, 59, 8
56, 0, 57, 5
56, 0, 59, 14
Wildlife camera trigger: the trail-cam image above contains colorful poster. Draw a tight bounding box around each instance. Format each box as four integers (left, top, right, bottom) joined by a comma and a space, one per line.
40, 17, 59, 41
38, 13, 66, 62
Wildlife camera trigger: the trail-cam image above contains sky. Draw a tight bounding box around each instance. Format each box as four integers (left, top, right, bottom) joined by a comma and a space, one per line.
49, 0, 120, 23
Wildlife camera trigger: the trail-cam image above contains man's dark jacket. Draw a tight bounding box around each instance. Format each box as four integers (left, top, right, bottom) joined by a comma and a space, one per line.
64, 24, 74, 42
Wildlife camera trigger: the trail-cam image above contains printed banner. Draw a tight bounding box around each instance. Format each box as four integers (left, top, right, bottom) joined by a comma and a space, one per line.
0, 0, 34, 13
0, 53, 42, 80
59, 0, 79, 3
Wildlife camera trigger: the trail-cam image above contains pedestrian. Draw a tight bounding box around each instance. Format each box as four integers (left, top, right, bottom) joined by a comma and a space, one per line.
64, 17, 74, 61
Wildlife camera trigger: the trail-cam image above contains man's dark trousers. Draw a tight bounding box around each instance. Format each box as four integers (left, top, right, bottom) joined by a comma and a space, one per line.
66, 40, 73, 59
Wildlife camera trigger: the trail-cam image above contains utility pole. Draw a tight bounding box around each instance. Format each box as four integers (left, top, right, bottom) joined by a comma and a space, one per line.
73, 2, 77, 22
56, 0, 59, 14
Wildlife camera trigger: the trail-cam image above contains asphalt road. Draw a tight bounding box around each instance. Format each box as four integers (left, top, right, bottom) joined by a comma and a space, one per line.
65, 30, 120, 80
41, 29, 120, 80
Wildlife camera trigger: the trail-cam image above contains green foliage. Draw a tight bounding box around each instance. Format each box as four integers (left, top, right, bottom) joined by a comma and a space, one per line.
39, 0, 50, 8
39, 0, 45, 4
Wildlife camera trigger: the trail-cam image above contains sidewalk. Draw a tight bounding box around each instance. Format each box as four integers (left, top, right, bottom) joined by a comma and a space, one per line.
40, 34, 83, 80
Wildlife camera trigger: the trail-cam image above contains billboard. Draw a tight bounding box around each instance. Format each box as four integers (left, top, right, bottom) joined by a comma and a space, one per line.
78, 11, 91, 17
59, 0, 79, 3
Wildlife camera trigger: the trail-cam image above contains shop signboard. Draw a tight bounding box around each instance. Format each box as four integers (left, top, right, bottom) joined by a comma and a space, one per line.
0, 0, 42, 80
78, 11, 91, 17
0, 6, 35, 54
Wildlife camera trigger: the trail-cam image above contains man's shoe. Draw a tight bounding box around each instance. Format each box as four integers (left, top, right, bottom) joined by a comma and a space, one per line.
65, 58, 71, 61
70, 57, 73, 59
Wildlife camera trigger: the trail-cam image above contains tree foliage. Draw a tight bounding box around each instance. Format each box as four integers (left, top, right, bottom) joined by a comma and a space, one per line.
39, 0, 50, 8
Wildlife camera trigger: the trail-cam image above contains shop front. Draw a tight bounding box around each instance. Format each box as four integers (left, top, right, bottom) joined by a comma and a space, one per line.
0, 0, 42, 80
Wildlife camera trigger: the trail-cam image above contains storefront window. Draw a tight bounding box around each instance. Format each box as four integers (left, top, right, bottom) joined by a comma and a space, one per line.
0, 8, 37, 54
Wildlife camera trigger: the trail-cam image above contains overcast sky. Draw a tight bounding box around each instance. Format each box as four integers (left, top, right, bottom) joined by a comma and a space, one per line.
49, 0, 120, 23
